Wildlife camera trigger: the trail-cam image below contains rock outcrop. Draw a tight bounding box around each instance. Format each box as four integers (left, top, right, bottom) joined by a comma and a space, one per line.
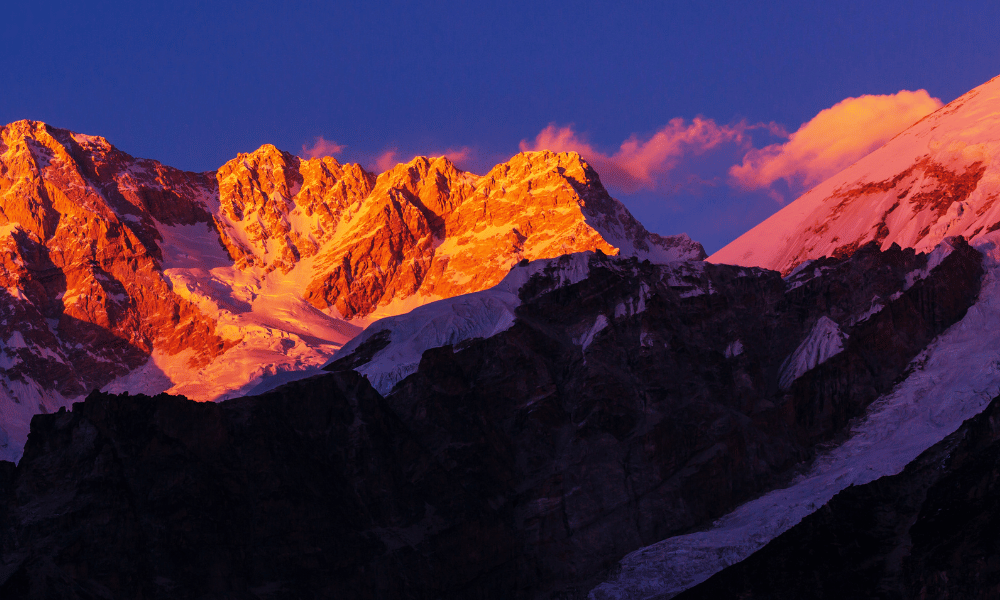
0, 121, 232, 455
300, 151, 704, 319
368, 239, 981, 597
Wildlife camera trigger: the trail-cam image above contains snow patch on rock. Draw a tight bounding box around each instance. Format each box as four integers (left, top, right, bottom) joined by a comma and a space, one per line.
904, 235, 959, 290
724, 340, 744, 358
329, 253, 594, 395
614, 282, 651, 319
848, 296, 887, 326
577, 315, 609, 352
778, 316, 848, 389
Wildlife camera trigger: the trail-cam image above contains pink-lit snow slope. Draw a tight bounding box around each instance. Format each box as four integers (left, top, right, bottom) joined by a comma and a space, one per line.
711, 74, 1000, 274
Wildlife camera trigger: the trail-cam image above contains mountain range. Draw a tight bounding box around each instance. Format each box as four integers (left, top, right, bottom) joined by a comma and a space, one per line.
2, 73, 1000, 598
0, 119, 700, 461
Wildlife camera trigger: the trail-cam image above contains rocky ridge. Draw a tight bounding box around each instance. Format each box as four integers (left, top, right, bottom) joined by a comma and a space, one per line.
0, 240, 962, 597
0, 119, 702, 460
0, 121, 231, 456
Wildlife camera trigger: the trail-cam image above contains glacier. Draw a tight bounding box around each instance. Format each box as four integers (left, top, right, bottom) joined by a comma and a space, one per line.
590, 234, 1000, 599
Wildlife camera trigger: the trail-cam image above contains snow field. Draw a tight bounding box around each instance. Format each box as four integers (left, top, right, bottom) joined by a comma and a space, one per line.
590, 234, 1000, 599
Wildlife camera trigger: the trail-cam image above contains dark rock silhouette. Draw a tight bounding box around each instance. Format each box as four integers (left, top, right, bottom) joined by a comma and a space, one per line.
678, 390, 1000, 600
0, 240, 983, 599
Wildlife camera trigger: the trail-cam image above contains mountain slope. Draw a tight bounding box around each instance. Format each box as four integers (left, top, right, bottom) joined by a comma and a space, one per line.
677, 388, 1000, 599
0, 121, 232, 455
710, 74, 1000, 273
0, 239, 982, 598
298, 150, 704, 320
592, 234, 1000, 599
324, 251, 596, 395
332, 239, 981, 597
0, 120, 701, 460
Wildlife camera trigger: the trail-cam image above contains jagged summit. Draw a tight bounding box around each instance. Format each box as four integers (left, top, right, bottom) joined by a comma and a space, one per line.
0, 120, 702, 460
710, 74, 1000, 273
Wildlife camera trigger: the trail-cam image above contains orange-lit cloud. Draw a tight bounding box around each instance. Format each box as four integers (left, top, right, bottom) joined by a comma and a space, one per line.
300, 136, 346, 159
730, 90, 943, 194
441, 146, 472, 164
375, 149, 399, 172
519, 119, 771, 193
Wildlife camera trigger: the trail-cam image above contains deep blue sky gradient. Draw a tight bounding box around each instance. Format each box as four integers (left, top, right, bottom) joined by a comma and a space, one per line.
5, 1, 1000, 251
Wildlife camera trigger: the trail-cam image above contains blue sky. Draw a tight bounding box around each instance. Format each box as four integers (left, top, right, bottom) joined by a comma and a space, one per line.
5, 1, 1000, 252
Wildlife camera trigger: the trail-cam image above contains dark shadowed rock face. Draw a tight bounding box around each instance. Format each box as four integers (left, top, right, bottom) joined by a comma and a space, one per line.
0, 371, 518, 600
0, 240, 984, 599
380, 240, 982, 597
677, 392, 1000, 600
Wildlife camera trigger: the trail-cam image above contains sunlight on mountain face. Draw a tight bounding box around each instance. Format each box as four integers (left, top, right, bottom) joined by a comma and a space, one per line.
3, 67, 1000, 598
0, 121, 702, 460
712, 75, 1000, 274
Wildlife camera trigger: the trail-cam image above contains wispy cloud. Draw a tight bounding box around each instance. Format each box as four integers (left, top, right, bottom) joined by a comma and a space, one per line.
729, 90, 943, 197
517, 90, 941, 206
374, 149, 399, 172
300, 136, 346, 159
441, 146, 472, 164
364, 146, 477, 174
520, 119, 780, 193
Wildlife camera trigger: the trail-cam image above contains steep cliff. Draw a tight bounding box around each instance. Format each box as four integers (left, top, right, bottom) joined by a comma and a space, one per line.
0, 241, 979, 599
0, 120, 701, 460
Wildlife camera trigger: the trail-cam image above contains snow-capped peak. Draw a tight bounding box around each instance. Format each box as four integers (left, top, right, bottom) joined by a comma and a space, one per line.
710, 74, 1000, 274
0, 121, 704, 461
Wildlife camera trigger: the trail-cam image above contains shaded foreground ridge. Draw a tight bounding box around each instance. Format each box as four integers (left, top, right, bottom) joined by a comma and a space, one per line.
0, 240, 984, 599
